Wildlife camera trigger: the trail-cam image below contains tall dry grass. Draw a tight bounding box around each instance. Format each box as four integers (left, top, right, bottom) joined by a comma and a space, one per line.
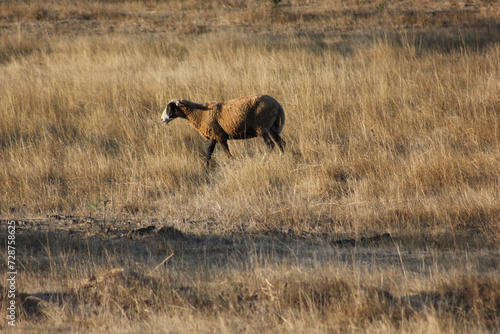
2, 27, 499, 237
1, 1, 499, 332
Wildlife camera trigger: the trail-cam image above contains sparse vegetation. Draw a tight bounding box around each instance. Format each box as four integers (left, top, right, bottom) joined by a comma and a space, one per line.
0, 0, 499, 332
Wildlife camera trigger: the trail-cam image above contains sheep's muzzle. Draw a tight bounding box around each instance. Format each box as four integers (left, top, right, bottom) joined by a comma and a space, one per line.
161, 108, 174, 124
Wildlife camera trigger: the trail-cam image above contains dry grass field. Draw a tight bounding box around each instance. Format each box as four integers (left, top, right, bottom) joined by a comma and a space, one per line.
1, 0, 499, 332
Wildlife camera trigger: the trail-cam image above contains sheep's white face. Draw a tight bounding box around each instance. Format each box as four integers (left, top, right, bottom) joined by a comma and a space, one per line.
161, 107, 174, 124
161, 100, 185, 124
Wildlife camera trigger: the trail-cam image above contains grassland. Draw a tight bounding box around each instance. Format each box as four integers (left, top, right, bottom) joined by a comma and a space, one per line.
1, 0, 499, 332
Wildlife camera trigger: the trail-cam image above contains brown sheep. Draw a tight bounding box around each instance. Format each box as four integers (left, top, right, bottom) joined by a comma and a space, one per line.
161, 94, 286, 165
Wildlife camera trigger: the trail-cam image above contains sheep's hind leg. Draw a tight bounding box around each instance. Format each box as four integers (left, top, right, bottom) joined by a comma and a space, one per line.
258, 129, 276, 151
270, 130, 286, 153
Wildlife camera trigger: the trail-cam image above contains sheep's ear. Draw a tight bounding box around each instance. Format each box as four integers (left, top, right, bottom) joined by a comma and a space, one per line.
175, 99, 187, 107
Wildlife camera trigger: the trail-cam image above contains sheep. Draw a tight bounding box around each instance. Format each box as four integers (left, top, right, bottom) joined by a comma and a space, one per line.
161, 94, 285, 165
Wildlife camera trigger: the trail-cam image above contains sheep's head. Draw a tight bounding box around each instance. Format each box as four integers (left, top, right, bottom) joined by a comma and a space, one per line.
161, 99, 187, 124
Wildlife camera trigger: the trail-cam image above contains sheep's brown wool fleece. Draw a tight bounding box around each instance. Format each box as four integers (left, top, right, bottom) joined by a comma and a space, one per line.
182, 95, 284, 141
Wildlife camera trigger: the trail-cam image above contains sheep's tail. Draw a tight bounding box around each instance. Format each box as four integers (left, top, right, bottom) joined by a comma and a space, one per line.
271, 106, 285, 135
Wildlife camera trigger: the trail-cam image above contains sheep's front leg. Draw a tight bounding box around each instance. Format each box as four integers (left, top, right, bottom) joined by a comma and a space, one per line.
220, 140, 233, 158
206, 139, 217, 165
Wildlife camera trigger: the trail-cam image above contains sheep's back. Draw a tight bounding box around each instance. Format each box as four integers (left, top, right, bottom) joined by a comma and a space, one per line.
218, 95, 281, 139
